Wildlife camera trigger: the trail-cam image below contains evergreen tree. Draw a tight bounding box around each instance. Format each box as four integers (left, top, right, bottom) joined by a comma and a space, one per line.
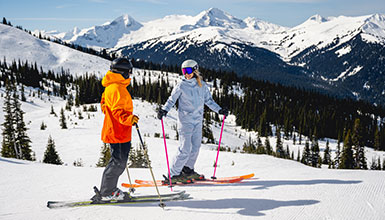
323, 140, 331, 165
374, 125, 381, 151
275, 127, 284, 158
43, 136, 63, 165
242, 136, 256, 153
334, 140, 341, 168
50, 105, 56, 116
264, 137, 272, 155
258, 108, 270, 137
256, 136, 266, 154
317, 156, 323, 168
129, 144, 150, 168
339, 130, 354, 169
60, 108, 67, 129
352, 119, 367, 169
12, 88, 33, 160
1, 82, 17, 158
65, 94, 74, 111
293, 134, 297, 145
96, 143, 111, 167
20, 85, 26, 101
310, 137, 320, 167
202, 112, 214, 144
297, 148, 300, 162
301, 139, 311, 165
40, 121, 47, 130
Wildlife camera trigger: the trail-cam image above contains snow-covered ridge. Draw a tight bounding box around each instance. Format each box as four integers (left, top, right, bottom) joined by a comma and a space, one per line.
182, 7, 247, 30
0, 24, 110, 77
48, 9, 385, 60
69, 14, 143, 49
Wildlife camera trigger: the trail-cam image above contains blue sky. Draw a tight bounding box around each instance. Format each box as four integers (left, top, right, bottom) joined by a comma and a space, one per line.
1, 0, 384, 32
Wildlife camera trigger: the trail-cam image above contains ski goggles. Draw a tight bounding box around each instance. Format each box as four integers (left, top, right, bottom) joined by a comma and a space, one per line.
182, 66, 198, 75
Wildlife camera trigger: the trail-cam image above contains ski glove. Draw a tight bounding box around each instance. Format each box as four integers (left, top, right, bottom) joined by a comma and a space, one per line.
218, 108, 229, 117
157, 109, 168, 120
128, 115, 139, 126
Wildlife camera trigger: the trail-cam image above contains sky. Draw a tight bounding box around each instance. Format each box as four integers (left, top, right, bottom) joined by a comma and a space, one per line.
1, 0, 385, 32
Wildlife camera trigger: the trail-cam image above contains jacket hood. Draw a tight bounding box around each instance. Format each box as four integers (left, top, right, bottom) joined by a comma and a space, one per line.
102, 70, 131, 87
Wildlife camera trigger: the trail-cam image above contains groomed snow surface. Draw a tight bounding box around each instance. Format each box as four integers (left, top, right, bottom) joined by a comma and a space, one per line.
1, 84, 385, 220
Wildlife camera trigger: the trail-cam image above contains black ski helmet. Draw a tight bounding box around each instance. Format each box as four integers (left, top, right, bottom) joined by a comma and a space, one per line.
110, 58, 133, 79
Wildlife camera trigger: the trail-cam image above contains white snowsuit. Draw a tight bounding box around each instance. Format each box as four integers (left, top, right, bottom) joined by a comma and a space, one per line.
162, 78, 221, 176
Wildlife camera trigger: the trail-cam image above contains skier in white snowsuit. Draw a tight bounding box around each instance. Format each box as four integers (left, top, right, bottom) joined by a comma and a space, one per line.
158, 59, 228, 182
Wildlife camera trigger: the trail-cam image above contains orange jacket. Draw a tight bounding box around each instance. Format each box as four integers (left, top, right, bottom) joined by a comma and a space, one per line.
101, 70, 135, 143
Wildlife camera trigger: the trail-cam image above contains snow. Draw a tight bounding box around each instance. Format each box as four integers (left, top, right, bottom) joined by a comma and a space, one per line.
362, 14, 385, 43
1, 81, 385, 219
335, 45, 352, 57
0, 24, 110, 78
244, 17, 289, 33
331, 66, 363, 81
347, 66, 363, 77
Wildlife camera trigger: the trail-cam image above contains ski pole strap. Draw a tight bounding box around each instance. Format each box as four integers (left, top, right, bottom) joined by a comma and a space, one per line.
212, 115, 226, 179
161, 118, 173, 190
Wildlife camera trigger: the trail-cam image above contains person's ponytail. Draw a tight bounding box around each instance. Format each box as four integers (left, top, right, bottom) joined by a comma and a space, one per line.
195, 71, 202, 87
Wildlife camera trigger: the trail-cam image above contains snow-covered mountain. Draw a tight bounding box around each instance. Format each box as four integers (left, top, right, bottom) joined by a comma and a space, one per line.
0, 23, 110, 77
244, 17, 288, 33
47, 9, 385, 105
52, 9, 385, 59
51, 14, 143, 49
4, 8, 385, 105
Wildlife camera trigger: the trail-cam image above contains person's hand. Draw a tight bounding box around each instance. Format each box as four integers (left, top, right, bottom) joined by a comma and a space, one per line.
157, 109, 168, 120
130, 115, 139, 125
218, 108, 229, 117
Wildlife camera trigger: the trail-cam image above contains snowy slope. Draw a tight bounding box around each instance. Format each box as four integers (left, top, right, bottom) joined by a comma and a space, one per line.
2, 151, 385, 220
0, 24, 110, 78
1, 68, 385, 219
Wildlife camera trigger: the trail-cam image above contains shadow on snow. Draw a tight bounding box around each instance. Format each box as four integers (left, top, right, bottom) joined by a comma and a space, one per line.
0, 157, 27, 165
117, 198, 319, 216
115, 178, 361, 216
237, 179, 362, 190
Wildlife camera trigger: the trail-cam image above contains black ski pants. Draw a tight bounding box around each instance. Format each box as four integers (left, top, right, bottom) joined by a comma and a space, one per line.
100, 142, 131, 196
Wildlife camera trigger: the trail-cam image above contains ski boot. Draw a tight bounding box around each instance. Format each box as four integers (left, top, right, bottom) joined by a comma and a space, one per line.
182, 166, 205, 181
162, 174, 193, 185
91, 186, 131, 203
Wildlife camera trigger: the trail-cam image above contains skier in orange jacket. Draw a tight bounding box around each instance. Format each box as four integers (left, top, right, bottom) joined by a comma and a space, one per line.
94, 57, 138, 202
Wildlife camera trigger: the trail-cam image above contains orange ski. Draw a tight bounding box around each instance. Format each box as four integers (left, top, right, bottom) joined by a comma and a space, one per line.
122, 173, 254, 188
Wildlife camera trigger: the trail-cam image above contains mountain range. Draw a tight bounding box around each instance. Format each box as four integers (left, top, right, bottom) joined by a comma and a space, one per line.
27, 9, 385, 106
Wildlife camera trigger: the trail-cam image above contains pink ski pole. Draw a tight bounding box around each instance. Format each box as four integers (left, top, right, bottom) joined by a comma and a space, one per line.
212, 115, 226, 179
161, 118, 173, 190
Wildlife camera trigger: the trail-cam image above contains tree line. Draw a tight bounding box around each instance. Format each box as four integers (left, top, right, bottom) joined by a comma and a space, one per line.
2, 56, 385, 161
